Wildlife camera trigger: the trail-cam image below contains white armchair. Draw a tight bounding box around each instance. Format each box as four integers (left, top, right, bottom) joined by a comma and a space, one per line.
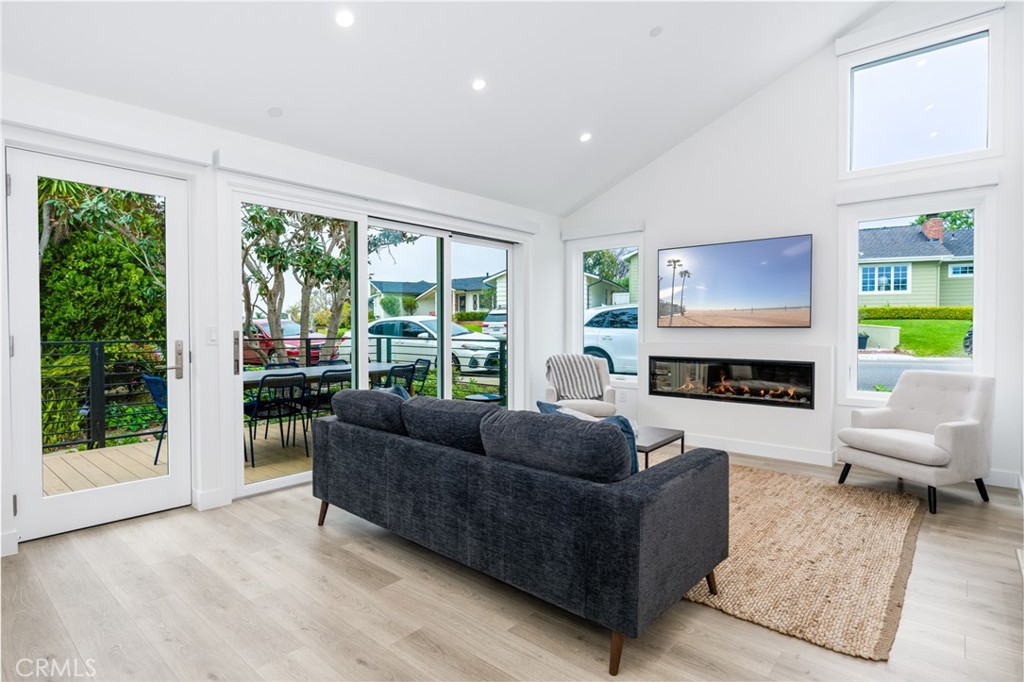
544, 353, 617, 417
836, 370, 995, 514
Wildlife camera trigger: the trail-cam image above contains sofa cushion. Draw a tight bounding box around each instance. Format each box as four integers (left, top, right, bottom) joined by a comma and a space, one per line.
480, 410, 631, 483
331, 389, 407, 436
537, 401, 638, 475
401, 396, 498, 455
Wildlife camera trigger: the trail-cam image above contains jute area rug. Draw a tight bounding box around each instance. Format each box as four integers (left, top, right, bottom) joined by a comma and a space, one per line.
685, 464, 925, 661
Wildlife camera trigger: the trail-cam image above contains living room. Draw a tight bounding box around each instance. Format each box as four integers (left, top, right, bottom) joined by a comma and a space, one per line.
1, 2, 1022, 680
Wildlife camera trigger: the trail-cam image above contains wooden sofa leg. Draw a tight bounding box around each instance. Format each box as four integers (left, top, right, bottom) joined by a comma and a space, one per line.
705, 570, 718, 595
609, 631, 624, 676
317, 500, 329, 526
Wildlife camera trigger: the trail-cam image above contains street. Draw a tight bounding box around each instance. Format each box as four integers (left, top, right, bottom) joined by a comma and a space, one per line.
857, 354, 972, 391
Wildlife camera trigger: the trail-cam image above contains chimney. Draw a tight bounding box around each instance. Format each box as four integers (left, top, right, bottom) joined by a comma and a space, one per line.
922, 216, 944, 243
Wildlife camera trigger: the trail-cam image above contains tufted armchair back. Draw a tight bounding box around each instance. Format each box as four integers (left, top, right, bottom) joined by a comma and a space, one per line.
885, 370, 995, 435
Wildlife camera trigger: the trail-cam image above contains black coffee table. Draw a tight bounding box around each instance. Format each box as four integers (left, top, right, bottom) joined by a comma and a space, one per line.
634, 425, 685, 469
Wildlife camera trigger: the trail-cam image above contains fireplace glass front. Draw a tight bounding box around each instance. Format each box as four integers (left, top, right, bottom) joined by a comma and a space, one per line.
649, 356, 814, 409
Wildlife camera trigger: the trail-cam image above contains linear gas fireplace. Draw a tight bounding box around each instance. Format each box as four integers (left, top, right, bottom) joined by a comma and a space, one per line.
649, 356, 815, 409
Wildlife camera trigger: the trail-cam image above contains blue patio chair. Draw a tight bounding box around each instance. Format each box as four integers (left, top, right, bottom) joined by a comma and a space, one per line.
303, 369, 350, 419
411, 358, 431, 395
142, 375, 168, 465
382, 363, 416, 393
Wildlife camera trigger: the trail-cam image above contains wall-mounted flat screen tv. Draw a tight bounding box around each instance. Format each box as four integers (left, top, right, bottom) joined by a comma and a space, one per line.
657, 234, 812, 328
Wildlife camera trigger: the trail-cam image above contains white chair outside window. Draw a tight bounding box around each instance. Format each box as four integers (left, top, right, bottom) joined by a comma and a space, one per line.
836, 370, 995, 514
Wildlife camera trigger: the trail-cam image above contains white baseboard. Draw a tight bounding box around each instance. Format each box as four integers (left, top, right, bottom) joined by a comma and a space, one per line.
2, 530, 20, 556
685, 434, 833, 467
192, 487, 231, 511
985, 469, 1020, 490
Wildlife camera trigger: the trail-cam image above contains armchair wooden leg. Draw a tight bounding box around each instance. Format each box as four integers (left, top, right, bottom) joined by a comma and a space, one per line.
975, 478, 990, 502
609, 631, 624, 676
927, 486, 937, 514
317, 500, 328, 526
838, 463, 851, 484
705, 570, 718, 595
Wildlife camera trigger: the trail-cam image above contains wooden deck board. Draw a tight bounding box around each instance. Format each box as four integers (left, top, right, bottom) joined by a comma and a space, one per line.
41, 426, 310, 495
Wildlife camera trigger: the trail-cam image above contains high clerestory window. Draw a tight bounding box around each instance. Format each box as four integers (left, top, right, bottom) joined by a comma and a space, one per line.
844, 22, 995, 173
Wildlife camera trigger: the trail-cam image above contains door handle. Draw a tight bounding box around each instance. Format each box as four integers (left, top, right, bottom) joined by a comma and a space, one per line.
233, 331, 241, 375
156, 340, 185, 380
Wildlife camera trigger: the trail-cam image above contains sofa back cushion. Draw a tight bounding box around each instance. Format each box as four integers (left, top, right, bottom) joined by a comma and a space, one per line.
331, 389, 407, 436
401, 396, 498, 454
479, 410, 631, 483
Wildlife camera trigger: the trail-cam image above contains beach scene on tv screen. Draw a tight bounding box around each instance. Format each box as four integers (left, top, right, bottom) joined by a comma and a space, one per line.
657, 234, 812, 328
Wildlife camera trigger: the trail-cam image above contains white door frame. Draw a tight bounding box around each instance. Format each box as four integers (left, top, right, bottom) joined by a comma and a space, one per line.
5, 147, 192, 542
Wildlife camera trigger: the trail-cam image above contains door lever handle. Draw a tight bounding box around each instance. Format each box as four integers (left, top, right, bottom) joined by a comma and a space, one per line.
156, 340, 185, 380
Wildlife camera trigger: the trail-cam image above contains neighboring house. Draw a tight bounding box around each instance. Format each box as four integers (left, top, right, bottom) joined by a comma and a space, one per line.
369, 280, 435, 318
622, 249, 639, 304
857, 220, 974, 307
483, 270, 508, 309
372, 275, 501, 317
585, 272, 628, 309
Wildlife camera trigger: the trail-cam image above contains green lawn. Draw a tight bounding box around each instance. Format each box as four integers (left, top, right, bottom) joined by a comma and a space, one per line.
863, 319, 972, 357
461, 322, 484, 333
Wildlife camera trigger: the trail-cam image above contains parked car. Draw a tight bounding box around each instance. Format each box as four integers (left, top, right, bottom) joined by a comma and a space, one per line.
583, 304, 638, 375
963, 327, 973, 356
339, 316, 498, 372
482, 308, 507, 339
243, 318, 331, 365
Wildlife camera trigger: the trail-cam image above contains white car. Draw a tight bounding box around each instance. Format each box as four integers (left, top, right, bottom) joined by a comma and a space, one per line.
339, 316, 499, 373
583, 304, 638, 376
482, 308, 507, 339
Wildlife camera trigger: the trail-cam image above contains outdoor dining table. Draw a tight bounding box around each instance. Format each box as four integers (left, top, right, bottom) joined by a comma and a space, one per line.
241, 362, 396, 389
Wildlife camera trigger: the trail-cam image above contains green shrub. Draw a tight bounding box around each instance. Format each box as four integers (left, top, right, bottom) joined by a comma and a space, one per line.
858, 306, 972, 321
453, 311, 487, 322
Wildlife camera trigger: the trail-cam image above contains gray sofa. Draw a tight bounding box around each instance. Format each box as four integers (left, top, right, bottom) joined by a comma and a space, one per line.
312, 390, 729, 675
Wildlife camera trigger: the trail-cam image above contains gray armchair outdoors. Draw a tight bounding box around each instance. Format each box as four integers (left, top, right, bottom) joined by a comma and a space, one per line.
544, 353, 617, 417
836, 370, 995, 514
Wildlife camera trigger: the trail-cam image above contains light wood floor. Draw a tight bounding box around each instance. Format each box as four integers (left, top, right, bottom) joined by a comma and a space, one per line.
3, 447, 1021, 681
41, 426, 312, 494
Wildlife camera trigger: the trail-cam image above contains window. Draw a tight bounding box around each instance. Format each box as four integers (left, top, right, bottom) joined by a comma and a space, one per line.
848, 30, 990, 171
949, 264, 974, 277
851, 209, 976, 395
859, 265, 909, 293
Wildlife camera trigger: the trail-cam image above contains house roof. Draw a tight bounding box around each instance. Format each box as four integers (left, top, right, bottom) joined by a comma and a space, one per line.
373, 276, 496, 299
371, 280, 435, 296
584, 272, 628, 291
451, 276, 495, 292
859, 225, 974, 260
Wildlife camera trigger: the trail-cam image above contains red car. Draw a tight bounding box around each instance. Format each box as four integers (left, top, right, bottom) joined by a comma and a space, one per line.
243, 319, 334, 366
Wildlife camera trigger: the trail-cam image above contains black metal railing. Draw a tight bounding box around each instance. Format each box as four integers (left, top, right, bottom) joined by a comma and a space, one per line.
40, 340, 166, 451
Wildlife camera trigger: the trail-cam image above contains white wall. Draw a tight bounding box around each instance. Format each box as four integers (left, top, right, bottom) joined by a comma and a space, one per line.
566, 5, 1023, 486
0, 76, 563, 551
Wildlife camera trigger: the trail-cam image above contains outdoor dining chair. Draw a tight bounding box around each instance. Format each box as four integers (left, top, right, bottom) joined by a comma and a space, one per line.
304, 369, 350, 419
243, 372, 308, 467
265, 360, 299, 369
412, 358, 431, 395
381, 363, 416, 394
142, 375, 168, 465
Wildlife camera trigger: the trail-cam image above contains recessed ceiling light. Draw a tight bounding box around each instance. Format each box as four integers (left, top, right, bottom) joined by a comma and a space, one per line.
650, 26, 663, 38
579, 132, 592, 143
916, 58, 928, 68
267, 107, 284, 118
335, 9, 355, 28
924, 103, 935, 112
472, 79, 487, 91
929, 131, 939, 138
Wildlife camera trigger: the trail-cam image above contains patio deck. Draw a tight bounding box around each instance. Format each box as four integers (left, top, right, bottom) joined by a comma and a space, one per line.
42, 429, 311, 495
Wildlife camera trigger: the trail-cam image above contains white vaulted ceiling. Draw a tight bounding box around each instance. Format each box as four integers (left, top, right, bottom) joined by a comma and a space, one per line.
2, 2, 881, 215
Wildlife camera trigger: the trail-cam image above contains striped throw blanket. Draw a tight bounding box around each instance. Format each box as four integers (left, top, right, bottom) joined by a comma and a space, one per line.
546, 354, 603, 401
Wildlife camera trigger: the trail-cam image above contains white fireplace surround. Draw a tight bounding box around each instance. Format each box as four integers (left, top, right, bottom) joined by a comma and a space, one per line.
639, 343, 835, 466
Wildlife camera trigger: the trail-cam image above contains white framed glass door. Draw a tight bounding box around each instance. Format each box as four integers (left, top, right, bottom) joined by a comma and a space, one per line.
6, 148, 192, 542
